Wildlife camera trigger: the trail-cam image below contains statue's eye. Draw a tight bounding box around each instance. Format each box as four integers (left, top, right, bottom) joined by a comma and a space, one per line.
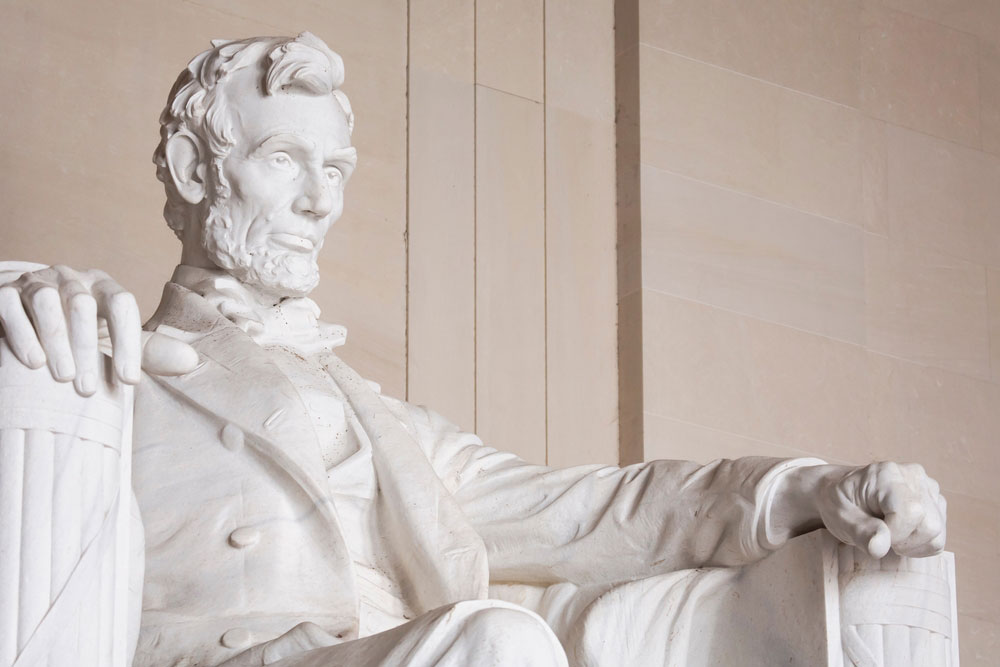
269, 153, 294, 170
326, 167, 343, 184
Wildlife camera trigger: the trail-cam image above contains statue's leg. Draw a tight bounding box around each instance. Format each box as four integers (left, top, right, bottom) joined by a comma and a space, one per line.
259, 600, 568, 667
530, 568, 739, 667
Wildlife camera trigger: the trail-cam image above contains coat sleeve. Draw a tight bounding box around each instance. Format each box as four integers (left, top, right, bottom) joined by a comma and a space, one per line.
398, 401, 823, 585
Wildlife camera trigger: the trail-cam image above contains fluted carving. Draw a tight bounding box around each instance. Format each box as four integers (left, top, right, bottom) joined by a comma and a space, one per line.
0, 340, 136, 667
839, 545, 958, 667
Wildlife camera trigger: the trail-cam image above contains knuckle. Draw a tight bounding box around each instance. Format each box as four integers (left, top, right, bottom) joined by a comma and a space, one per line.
109, 290, 137, 311
30, 285, 60, 310
69, 292, 97, 315
904, 497, 926, 516
19, 276, 51, 300
859, 462, 880, 484
878, 461, 905, 486
52, 265, 84, 283
15, 268, 52, 289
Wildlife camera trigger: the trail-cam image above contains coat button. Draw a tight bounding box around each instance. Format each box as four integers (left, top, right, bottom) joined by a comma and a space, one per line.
228, 527, 260, 549
220, 423, 244, 452
220, 627, 253, 649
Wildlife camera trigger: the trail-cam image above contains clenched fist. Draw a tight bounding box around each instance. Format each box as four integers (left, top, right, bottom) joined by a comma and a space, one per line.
772, 461, 947, 558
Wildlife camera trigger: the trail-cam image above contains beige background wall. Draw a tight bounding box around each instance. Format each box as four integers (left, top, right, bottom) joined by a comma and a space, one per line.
631, 0, 1000, 662
407, 0, 619, 466
2, 0, 997, 661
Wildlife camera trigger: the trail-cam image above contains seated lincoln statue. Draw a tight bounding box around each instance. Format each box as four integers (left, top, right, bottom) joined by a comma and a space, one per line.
0, 33, 948, 666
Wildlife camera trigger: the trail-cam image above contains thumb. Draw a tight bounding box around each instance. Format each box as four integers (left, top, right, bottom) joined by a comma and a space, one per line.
140, 332, 199, 376
825, 499, 892, 559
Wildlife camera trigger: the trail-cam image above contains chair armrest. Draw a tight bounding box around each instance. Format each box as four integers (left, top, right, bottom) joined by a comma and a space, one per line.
687, 529, 959, 666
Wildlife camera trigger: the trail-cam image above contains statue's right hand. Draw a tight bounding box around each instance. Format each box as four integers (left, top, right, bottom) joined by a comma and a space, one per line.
217, 622, 339, 666
0, 265, 198, 396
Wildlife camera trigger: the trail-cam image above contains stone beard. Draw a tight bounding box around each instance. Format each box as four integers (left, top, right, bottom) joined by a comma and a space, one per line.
201, 193, 324, 298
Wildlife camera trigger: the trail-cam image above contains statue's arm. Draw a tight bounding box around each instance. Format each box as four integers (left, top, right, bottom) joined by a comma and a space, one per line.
405, 403, 946, 584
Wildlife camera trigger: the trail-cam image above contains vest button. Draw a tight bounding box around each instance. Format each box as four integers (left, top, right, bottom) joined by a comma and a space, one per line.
220, 423, 244, 452
220, 627, 253, 649
228, 527, 260, 549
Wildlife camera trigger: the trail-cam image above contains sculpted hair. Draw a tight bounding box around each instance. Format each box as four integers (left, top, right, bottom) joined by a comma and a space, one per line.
152, 32, 354, 238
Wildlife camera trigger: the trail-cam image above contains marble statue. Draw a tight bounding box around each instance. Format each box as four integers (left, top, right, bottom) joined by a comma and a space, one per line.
0, 33, 953, 666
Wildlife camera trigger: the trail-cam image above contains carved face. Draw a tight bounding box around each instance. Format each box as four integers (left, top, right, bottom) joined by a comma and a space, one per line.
201, 69, 356, 298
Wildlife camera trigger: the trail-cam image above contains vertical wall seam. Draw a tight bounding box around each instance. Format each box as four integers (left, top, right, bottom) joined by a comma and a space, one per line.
472, 0, 479, 432
542, 0, 549, 465
615, 0, 643, 464
403, 0, 411, 402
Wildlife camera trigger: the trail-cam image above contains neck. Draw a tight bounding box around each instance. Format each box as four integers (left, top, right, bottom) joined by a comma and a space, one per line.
179, 220, 215, 269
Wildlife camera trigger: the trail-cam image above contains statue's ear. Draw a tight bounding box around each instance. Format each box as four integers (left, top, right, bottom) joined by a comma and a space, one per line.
165, 131, 208, 205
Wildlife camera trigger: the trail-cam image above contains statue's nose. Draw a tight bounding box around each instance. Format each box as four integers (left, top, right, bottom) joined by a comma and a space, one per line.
293, 169, 334, 219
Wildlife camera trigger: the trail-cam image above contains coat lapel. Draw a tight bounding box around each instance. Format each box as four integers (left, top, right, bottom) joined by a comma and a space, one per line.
324, 355, 490, 612
144, 284, 356, 594
146, 282, 489, 615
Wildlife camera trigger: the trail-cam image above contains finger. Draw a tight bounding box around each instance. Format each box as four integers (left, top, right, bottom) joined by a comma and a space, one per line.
261, 622, 336, 664
826, 487, 892, 558
63, 281, 99, 396
901, 527, 947, 558
875, 463, 927, 546
141, 332, 199, 376
25, 285, 75, 381
884, 500, 925, 547
892, 504, 943, 556
94, 281, 141, 384
0, 284, 46, 368
896, 489, 948, 557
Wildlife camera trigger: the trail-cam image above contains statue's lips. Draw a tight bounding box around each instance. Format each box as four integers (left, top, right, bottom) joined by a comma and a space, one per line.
270, 233, 316, 252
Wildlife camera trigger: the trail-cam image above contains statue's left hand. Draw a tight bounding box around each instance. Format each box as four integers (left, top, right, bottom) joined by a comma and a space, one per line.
774, 462, 947, 559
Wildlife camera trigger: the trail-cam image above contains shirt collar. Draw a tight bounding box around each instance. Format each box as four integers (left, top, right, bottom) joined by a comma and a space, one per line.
170, 264, 347, 354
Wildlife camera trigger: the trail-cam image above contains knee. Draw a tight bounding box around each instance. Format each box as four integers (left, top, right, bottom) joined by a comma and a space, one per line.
461, 606, 566, 666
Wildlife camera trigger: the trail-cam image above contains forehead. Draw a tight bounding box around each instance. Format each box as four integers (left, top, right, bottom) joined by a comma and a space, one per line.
222, 68, 352, 151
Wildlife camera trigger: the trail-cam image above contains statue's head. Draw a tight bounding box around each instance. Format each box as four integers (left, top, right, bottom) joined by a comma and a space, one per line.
153, 33, 357, 298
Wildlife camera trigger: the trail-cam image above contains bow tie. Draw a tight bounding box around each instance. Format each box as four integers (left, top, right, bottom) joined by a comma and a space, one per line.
171, 265, 347, 355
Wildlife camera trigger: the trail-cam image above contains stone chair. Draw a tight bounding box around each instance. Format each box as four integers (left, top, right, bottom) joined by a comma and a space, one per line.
0, 340, 959, 666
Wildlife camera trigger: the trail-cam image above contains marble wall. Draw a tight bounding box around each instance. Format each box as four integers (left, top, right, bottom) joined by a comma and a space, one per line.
631, 0, 1000, 661
407, 0, 619, 466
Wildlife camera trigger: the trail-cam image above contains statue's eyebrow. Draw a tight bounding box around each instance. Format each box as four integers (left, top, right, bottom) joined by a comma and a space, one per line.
250, 133, 314, 157
326, 147, 357, 169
